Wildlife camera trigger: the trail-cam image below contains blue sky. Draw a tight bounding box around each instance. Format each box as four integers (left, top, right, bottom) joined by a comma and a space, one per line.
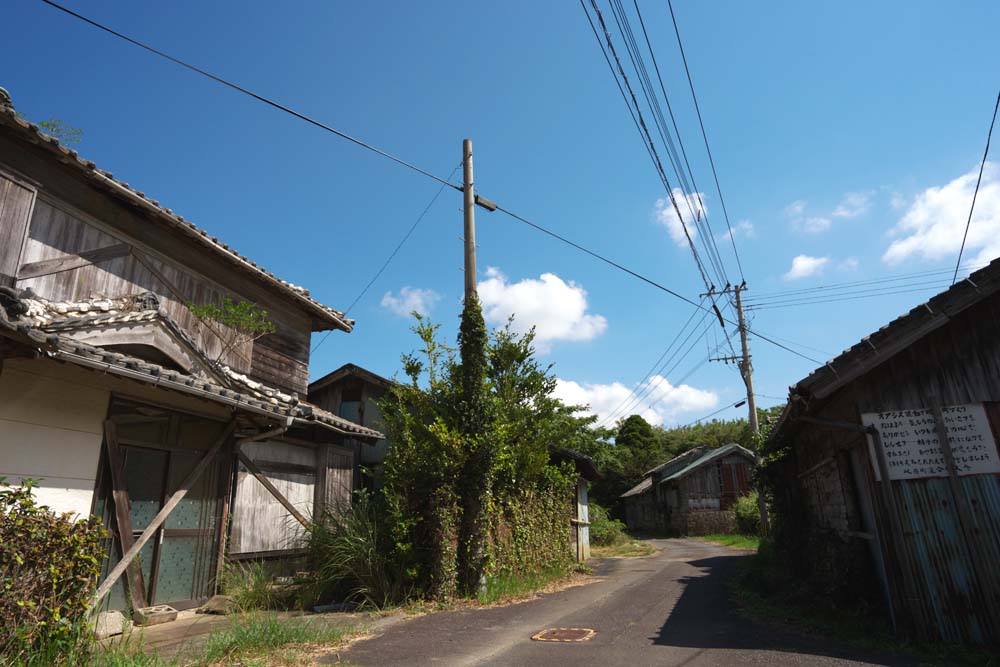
5, 0, 999, 426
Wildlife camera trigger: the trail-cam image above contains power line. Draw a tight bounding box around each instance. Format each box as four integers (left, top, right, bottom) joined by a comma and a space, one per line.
953, 88, 1000, 285
746, 283, 950, 311
582, 0, 713, 291
595, 300, 705, 427
39, 0, 461, 193
312, 163, 462, 355
666, 0, 744, 283
597, 307, 714, 427
679, 399, 747, 428
746, 277, 953, 308
745, 264, 985, 301
44, 0, 820, 368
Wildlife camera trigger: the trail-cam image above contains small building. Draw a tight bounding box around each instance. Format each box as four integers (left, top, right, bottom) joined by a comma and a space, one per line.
549, 446, 602, 561
0, 89, 381, 616
621, 444, 754, 535
769, 258, 1000, 645
309, 363, 393, 490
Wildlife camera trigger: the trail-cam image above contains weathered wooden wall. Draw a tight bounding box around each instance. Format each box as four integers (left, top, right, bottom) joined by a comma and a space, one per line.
229, 440, 354, 556
0, 169, 35, 284
788, 294, 1000, 644
0, 137, 316, 396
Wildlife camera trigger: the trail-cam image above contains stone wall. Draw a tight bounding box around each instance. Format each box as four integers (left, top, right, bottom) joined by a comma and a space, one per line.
685, 510, 737, 536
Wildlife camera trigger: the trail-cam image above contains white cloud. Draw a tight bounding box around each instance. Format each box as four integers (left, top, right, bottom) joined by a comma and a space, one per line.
783, 255, 830, 281
839, 257, 860, 272
381, 287, 441, 317
883, 162, 1000, 267
655, 190, 707, 248
718, 219, 755, 241
477, 267, 607, 352
553, 375, 718, 427
784, 200, 806, 218
890, 191, 907, 210
832, 191, 872, 219
799, 216, 832, 234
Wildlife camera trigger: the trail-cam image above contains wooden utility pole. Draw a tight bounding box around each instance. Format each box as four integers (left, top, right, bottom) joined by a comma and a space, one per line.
707, 283, 770, 534
463, 138, 477, 299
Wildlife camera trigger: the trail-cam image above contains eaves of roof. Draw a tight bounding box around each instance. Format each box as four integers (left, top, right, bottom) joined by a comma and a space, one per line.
0, 305, 382, 441
770, 257, 1000, 441
658, 443, 755, 484
0, 105, 353, 333
620, 476, 652, 499
309, 362, 394, 394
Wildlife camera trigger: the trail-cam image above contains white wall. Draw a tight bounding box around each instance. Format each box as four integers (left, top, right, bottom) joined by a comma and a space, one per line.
0, 364, 109, 518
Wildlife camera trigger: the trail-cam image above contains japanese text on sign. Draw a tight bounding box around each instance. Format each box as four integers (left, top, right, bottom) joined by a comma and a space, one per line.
861, 404, 1000, 481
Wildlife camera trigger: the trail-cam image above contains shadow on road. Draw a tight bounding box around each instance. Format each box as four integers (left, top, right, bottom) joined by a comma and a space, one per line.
652, 554, 913, 666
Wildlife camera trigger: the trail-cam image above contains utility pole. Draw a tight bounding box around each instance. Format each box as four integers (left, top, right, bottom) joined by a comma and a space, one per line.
463, 138, 477, 299
706, 282, 770, 534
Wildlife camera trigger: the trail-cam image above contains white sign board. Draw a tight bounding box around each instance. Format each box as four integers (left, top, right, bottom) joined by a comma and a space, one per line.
861, 404, 1000, 481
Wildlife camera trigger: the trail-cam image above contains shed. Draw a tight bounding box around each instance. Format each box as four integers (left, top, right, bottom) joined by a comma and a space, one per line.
621, 443, 754, 535
549, 446, 603, 561
769, 258, 1000, 645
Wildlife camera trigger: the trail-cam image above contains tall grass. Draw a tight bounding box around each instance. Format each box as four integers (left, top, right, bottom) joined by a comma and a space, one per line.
304, 492, 410, 609
477, 565, 570, 605
220, 561, 279, 612
200, 613, 351, 664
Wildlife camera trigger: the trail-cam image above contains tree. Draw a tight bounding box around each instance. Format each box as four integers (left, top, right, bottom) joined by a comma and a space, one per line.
187, 297, 276, 364
15, 112, 83, 146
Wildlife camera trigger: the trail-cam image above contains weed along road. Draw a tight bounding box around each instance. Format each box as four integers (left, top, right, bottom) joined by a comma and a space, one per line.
322, 539, 914, 667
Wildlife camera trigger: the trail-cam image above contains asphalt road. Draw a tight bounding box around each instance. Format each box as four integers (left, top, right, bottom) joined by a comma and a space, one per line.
322, 539, 913, 667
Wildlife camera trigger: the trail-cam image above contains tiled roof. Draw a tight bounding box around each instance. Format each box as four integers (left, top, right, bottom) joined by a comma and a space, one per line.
620, 476, 652, 499
0, 103, 353, 333
658, 443, 754, 483
0, 292, 382, 440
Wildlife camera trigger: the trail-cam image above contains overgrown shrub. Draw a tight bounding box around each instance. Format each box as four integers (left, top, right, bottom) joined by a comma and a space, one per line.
304, 492, 410, 609
0, 479, 105, 664
734, 491, 761, 535
488, 464, 576, 578
588, 502, 629, 546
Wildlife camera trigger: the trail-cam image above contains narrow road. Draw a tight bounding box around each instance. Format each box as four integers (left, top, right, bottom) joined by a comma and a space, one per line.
322, 539, 913, 666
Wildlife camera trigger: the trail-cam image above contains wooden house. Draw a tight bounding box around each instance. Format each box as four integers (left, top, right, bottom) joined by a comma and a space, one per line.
549, 446, 602, 561
769, 258, 1000, 645
0, 89, 381, 616
309, 363, 393, 490
621, 443, 754, 535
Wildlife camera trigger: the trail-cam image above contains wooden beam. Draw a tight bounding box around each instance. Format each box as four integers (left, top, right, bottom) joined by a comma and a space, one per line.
103, 420, 147, 610
213, 439, 236, 595
17, 243, 131, 280
92, 420, 236, 607
237, 450, 310, 528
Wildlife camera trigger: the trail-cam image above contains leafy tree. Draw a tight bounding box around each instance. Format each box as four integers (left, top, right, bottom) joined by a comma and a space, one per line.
15, 112, 83, 146
187, 297, 277, 364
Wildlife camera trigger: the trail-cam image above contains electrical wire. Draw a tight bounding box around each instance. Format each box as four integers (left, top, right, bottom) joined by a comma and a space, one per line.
666, 0, 744, 283
746, 283, 951, 311
745, 264, 985, 301
312, 163, 462, 355
953, 88, 1000, 285
38, 0, 462, 193
44, 0, 821, 369
745, 277, 953, 308
679, 399, 747, 428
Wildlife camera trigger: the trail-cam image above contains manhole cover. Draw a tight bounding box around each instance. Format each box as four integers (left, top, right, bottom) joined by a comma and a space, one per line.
531, 628, 596, 642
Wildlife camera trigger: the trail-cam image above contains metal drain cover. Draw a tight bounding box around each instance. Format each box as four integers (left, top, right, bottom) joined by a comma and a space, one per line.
531, 627, 596, 642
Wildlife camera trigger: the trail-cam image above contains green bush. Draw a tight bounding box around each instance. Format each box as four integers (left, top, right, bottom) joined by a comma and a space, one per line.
588, 502, 629, 546
734, 491, 761, 536
304, 492, 410, 609
0, 479, 105, 664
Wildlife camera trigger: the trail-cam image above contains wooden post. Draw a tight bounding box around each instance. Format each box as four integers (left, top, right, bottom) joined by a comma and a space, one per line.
103, 421, 147, 610
212, 439, 237, 594
237, 450, 310, 528
463, 138, 477, 300
734, 285, 769, 534
92, 420, 237, 607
